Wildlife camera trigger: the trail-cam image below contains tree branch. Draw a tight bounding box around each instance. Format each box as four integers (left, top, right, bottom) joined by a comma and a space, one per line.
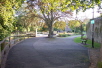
31, 14, 45, 20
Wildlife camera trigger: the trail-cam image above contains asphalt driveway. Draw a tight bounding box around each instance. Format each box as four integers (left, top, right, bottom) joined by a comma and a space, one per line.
5, 36, 90, 68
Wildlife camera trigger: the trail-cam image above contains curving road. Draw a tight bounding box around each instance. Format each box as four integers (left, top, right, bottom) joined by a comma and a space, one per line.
5, 36, 90, 68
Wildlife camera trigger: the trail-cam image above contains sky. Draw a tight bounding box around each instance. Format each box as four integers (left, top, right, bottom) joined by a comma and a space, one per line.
73, 6, 101, 20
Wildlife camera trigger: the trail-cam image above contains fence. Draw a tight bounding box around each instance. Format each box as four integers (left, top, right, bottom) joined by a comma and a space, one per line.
0, 34, 35, 68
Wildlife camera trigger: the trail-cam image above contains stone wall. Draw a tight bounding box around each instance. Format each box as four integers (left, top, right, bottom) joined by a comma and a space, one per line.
86, 17, 102, 43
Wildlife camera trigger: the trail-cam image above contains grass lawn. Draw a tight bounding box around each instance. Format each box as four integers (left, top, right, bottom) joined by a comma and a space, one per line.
74, 37, 101, 48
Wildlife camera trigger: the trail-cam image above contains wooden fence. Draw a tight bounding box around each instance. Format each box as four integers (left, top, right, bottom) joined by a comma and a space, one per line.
0, 34, 35, 68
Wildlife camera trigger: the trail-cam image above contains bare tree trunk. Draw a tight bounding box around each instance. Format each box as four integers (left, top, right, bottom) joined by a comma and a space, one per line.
48, 25, 53, 38
45, 20, 54, 38
80, 23, 83, 39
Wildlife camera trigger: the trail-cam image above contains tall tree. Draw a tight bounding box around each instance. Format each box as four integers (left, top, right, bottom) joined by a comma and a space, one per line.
25, 0, 88, 38
16, 14, 44, 33
21, 0, 101, 38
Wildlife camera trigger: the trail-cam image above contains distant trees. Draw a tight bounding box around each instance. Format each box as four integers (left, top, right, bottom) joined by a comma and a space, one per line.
53, 21, 66, 30
68, 20, 80, 33
15, 14, 44, 33
68, 18, 89, 38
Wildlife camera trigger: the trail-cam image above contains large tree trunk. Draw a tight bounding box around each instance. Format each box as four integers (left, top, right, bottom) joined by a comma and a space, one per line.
45, 19, 54, 38
48, 25, 53, 38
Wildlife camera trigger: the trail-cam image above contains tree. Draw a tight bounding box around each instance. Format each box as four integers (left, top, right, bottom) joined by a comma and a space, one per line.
16, 14, 44, 34
0, 0, 25, 40
68, 20, 80, 32
24, 0, 91, 38
68, 19, 89, 38
22, 0, 102, 38
77, 20, 85, 39
53, 21, 66, 30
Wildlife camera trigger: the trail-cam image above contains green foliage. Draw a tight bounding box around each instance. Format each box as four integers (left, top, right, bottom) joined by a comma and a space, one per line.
16, 14, 44, 32
68, 20, 80, 29
40, 27, 48, 32
97, 61, 102, 68
40, 23, 48, 32
68, 19, 88, 33
53, 21, 66, 30
53, 28, 60, 31
68, 20, 81, 33
25, 0, 101, 38
58, 34, 71, 37
26, 0, 93, 37
0, 0, 25, 40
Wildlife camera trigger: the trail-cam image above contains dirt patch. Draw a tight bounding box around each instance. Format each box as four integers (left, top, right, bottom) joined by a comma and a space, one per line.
89, 48, 100, 68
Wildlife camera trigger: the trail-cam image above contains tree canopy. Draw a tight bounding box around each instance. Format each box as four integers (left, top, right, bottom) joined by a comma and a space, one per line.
0, 0, 101, 39
25, 0, 93, 37
68, 20, 80, 29
53, 21, 66, 30
0, 0, 25, 40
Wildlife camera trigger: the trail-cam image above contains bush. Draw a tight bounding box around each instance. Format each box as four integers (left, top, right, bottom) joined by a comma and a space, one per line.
58, 34, 71, 37
0, 30, 11, 41
97, 61, 102, 68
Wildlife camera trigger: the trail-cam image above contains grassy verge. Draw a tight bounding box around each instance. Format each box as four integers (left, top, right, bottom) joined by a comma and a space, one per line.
74, 37, 101, 48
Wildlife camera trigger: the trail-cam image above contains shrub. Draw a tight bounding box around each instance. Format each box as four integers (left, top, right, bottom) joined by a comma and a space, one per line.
97, 61, 102, 68
58, 34, 71, 37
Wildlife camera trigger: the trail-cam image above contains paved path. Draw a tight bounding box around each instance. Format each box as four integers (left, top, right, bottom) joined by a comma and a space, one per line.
5, 36, 90, 68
